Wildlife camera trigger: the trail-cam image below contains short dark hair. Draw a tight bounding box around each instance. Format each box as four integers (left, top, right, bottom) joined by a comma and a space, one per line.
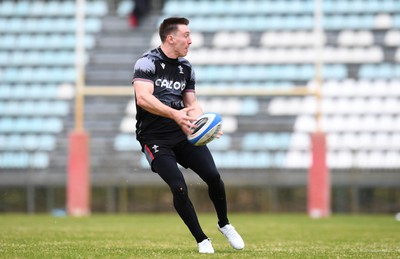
159, 17, 189, 43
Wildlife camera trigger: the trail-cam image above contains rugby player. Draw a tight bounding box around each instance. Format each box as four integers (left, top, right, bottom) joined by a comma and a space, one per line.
132, 17, 244, 253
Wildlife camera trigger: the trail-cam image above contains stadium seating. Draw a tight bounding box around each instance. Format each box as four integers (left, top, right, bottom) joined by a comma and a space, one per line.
0, 0, 106, 169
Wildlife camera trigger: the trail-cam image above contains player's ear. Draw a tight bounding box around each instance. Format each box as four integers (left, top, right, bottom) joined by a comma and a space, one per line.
166, 34, 174, 44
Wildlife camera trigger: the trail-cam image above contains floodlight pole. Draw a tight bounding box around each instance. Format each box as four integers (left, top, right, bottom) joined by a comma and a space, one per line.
67, 0, 90, 217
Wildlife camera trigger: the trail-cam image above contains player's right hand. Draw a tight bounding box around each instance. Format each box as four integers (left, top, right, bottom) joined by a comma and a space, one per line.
173, 107, 197, 135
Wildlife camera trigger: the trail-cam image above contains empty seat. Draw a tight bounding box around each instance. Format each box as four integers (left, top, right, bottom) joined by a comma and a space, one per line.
117, 0, 134, 17
0, 134, 56, 151
0, 1, 15, 16
114, 134, 141, 151
207, 134, 231, 150
338, 30, 374, 46
327, 151, 353, 168
3, 67, 76, 83
0, 152, 30, 169
0, 151, 48, 168
242, 132, 292, 150
260, 31, 326, 47
0, 117, 63, 133
213, 31, 250, 48
285, 151, 310, 168
359, 64, 400, 79
212, 151, 271, 168
374, 13, 392, 29
30, 152, 49, 168
86, 1, 108, 17
119, 117, 136, 133
384, 151, 400, 168
290, 133, 310, 149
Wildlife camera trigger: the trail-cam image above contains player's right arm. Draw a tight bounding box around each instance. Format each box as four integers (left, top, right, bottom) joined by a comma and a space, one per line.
134, 80, 196, 135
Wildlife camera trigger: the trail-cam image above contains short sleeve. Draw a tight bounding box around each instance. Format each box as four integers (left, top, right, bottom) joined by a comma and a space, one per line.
132, 56, 156, 83
185, 67, 195, 91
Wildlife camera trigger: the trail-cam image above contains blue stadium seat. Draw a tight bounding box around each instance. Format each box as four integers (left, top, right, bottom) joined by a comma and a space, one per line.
359, 64, 400, 79
114, 134, 141, 151
0, 51, 8, 65
247, 133, 292, 150
207, 134, 231, 150
5, 134, 58, 151
0, 1, 15, 16
0, 34, 15, 49
271, 152, 286, 168
117, 0, 134, 17
0, 117, 63, 133
30, 1, 46, 16
87, 1, 108, 17
30, 152, 49, 168
0, 85, 11, 99
195, 64, 348, 83
242, 133, 261, 150
85, 18, 103, 33
60, 1, 76, 16
38, 135, 56, 151
241, 98, 259, 115
0, 151, 51, 169
13, 1, 30, 17
0, 135, 22, 150
393, 15, 400, 28
0, 85, 58, 100
0, 152, 30, 169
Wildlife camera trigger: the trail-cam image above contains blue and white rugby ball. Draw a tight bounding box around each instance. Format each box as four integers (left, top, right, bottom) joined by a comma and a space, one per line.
188, 112, 222, 146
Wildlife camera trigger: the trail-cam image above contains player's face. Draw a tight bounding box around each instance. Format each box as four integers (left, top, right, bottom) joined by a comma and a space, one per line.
171, 24, 192, 57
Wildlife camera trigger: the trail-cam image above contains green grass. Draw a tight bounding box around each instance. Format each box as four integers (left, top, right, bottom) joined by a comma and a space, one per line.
0, 213, 399, 258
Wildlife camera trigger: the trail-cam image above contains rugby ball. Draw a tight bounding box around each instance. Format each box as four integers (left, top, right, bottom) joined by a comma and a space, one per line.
188, 112, 222, 146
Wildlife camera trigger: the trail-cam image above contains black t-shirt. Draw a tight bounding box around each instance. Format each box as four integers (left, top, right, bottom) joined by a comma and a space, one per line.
132, 47, 196, 143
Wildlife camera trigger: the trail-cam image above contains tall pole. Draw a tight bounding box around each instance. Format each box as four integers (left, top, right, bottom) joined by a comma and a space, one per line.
308, 0, 330, 218
75, 0, 85, 131
314, 0, 323, 133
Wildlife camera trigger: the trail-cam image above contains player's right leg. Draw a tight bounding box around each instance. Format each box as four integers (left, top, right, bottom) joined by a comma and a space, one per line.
177, 144, 245, 250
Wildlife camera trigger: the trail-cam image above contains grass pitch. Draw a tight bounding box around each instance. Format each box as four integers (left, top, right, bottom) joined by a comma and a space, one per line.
0, 213, 399, 258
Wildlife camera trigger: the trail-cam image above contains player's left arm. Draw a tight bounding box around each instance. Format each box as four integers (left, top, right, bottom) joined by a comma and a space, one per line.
182, 90, 203, 118
183, 90, 223, 138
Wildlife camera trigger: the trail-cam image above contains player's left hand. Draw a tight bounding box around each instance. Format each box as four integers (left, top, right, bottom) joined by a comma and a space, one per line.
215, 130, 223, 139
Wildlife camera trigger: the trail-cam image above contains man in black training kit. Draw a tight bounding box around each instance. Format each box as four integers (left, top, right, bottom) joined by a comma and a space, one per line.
132, 17, 244, 253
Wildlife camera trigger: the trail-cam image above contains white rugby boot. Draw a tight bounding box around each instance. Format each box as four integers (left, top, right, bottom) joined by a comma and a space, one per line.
198, 239, 214, 254
218, 224, 245, 250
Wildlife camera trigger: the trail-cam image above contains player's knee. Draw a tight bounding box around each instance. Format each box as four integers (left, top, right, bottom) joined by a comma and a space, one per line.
206, 173, 222, 187
170, 184, 188, 197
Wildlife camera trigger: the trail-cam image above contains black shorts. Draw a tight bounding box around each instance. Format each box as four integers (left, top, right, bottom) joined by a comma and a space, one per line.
141, 138, 202, 172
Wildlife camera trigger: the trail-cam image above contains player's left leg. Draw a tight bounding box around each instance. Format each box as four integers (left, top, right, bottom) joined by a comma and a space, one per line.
176, 144, 229, 226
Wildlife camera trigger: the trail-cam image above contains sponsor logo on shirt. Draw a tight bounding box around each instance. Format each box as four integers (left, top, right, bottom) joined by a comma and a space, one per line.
155, 78, 186, 90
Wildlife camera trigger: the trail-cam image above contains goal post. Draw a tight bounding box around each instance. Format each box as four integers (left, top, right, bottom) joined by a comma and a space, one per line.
67, 0, 90, 216
308, 0, 330, 218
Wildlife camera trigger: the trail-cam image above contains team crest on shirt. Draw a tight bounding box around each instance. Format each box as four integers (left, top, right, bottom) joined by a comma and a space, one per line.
178, 65, 184, 74
161, 63, 165, 69
152, 144, 159, 153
